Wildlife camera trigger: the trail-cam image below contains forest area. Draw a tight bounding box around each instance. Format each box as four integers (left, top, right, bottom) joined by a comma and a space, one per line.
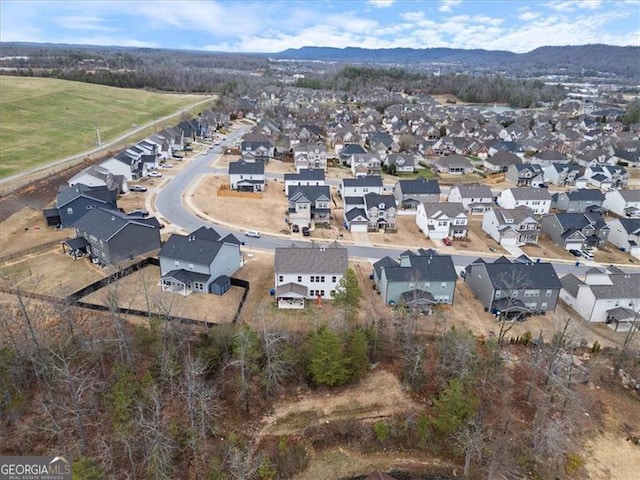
1, 268, 639, 480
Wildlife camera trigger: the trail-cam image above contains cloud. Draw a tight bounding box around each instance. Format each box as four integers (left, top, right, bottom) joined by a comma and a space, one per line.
545, 0, 603, 13
439, 0, 462, 13
55, 15, 117, 32
518, 11, 541, 21
368, 0, 395, 7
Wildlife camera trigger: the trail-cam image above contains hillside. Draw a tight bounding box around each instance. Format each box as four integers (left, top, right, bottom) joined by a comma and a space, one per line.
0, 76, 210, 178
271, 44, 640, 79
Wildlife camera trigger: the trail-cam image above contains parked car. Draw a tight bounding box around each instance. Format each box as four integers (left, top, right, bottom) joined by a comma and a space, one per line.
244, 230, 261, 238
569, 249, 582, 257
302, 226, 310, 237
442, 237, 453, 246
147, 171, 162, 178
581, 249, 594, 259
127, 209, 149, 217
160, 163, 173, 169
129, 185, 148, 192
292, 224, 300, 233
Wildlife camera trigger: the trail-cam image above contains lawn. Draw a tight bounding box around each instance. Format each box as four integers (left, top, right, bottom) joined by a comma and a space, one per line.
0, 76, 211, 178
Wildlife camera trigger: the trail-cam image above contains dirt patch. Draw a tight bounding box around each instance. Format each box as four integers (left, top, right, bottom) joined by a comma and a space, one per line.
259, 369, 420, 437
0, 207, 70, 257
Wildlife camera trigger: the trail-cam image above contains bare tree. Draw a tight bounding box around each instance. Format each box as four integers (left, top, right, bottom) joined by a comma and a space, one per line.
225, 441, 264, 480
455, 412, 489, 477
225, 326, 260, 413
613, 306, 640, 378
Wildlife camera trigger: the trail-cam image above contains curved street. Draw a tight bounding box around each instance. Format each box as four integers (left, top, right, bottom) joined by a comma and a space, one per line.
154, 127, 637, 278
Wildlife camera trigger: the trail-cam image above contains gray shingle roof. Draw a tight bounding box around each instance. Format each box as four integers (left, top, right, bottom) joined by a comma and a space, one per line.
229, 160, 265, 175
364, 193, 396, 211
57, 184, 117, 208
284, 168, 325, 182
159, 227, 237, 266
454, 183, 493, 198
275, 243, 348, 274
562, 189, 605, 201
74, 208, 158, 241
508, 187, 552, 201
482, 259, 561, 290
343, 176, 383, 188
421, 202, 466, 218
377, 251, 457, 282
396, 178, 440, 195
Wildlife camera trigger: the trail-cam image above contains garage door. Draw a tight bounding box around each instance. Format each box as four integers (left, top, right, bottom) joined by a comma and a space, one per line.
566, 242, 583, 251
350, 223, 368, 233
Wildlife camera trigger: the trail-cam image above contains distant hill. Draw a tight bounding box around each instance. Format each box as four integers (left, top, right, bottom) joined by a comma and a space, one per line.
270, 44, 640, 79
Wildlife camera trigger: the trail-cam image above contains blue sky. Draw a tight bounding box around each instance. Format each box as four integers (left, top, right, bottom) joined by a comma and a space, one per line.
1, 0, 638, 53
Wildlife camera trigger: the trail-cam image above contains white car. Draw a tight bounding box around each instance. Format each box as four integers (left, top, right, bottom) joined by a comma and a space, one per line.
147, 171, 162, 178
581, 249, 594, 259
244, 230, 261, 238
160, 163, 173, 169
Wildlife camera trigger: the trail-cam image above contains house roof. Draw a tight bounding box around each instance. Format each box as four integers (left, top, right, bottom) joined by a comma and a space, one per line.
589, 273, 640, 299
275, 243, 348, 274
611, 217, 640, 235
379, 251, 457, 282
74, 208, 158, 241
364, 193, 396, 211
486, 150, 522, 166
294, 142, 327, 153
396, 177, 440, 195
57, 184, 117, 208
342, 176, 383, 188
421, 202, 467, 218
435, 154, 473, 168
275, 282, 308, 297
161, 269, 211, 285
159, 228, 237, 266
453, 182, 493, 198
493, 206, 537, 225
284, 168, 325, 183
618, 189, 640, 202
477, 258, 561, 290
561, 189, 605, 202
507, 187, 552, 201
554, 212, 606, 231
229, 160, 265, 175
289, 185, 331, 203
345, 207, 368, 222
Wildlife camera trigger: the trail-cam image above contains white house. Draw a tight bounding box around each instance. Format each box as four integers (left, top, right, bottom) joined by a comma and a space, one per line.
606, 218, 640, 259
274, 242, 348, 309
293, 142, 328, 172
341, 176, 384, 200
560, 267, 640, 329
284, 168, 326, 196
603, 189, 640, 218
416, 202, 468, 240
447, 183, 494, 214
497, 187, 552, 215
482, 206, 540, 246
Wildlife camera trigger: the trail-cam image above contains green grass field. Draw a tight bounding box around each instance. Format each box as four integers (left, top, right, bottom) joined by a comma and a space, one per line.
0, 76, 212, 178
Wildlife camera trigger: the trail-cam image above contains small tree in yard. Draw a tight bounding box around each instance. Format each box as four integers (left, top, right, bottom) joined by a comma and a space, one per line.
346, 327, 370, 382
305, 326, 350, 387
431, 378, 478, 437
333, 268, 363, 320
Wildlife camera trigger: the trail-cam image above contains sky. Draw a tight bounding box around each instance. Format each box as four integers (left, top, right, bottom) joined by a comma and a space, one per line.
0, 0, 638, 54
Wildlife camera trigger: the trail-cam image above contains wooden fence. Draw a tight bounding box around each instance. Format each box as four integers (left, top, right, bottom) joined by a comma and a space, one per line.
217, 185, 263, 199
0, 238, 70, 264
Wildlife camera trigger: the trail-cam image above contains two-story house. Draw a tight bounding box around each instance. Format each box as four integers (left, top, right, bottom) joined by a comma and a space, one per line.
44, 184, 118, 228
240, 131, 273, 161
373, 249, 458, 307
483, 150, 522, 173
505, 164, 545, 187
393, 178, 441, 209
585, 165, 629, 190
274, 242, 348, 309
603, 189, 640, 218
416, 202, 468, 240
560, 266, 640, 328
497, 187, 552, 215
543, 163, 583, 186
447, 183, 494, 214
464, 256, 562, 318
551, 189, 605, 213
288, 185, 332, 229
364, 192, 397, 232
159, 227, 243, 296
606, 217, 640, 258
341, 176, 384, 206
540, 211, 609, 250
351, 153, 383, 177
284, 168, 326, 196
229, 160, 265, 192
338, 143, 367, 165
72, 208, 161, 266
482, 206, 540, 246
293, 142, 328, 172
384, 153, 415, 173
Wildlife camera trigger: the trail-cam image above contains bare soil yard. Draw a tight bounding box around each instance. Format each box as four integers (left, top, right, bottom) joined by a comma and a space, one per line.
0, 207, 70, 257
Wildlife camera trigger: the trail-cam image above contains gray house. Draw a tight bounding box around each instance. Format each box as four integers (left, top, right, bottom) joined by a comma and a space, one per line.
543, 163, 583, 186
540, 212, 610, 250
551, 189, 605, 213
464, 256, 562, 318
284, 168, 325, 195
373, 249, 458, 307
506, 164, 544, 187
433, 154, 474, 174
393, 178, 441, 209
288, 185, 332, 228
229, 160, 265, 192
72, 208, 161, 265
159, 227, 243, 296
44, 184, 118, 228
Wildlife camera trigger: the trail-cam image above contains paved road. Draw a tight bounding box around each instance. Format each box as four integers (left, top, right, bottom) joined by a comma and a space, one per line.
153, 132, 626, 277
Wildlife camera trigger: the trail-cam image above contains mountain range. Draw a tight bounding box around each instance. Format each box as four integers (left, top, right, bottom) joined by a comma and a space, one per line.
270, 44, 640, 79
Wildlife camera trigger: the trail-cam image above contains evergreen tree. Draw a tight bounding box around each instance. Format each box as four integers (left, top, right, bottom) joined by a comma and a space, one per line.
305, 326, 350, 387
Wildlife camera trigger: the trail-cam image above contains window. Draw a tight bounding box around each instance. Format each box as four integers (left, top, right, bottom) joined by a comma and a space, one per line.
441, 282, 447, 289
524, 289, 540, 297
512, 290, 519, 296
495, 289, 502, 298
67, 207, 73, 215
309, 290, 315, 297
278, 275, 283, 282
546, 290, 553, 297
320, 276, 325, 282
297, 276, 302, 282
438, 221, 448, 227
86, 205, 96, 209
320, 290, 325, 296
332, 276, 337, 282
194, 282, 204, 290
310, 276, 314, 283
541, 302, 548, 310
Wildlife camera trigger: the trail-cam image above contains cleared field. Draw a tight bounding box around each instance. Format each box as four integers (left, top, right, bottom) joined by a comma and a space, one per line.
0, 76, 210, 178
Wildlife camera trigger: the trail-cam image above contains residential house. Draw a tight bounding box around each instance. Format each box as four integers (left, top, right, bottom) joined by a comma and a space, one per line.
483, 151, 522, 173
351, 153, 383, 177
341, 176, 384, 203
44, 184, 118, 228
497, 187, 552, 215
603, 189, 640, 218
505, 164, 545, 187
530, 150, 568, 166
228, 160, 265, 192
364, 193, 397, 232
551, 189, 605, 213
100, 151, 145, 181
293, 142, 328, 172
585, 165, 629, 189
159, 227, 242, 296
606, 217, 640, 258
393, 178, 440, 209
482, 206, 540, 246
464, 256, 561, 318
540, 211, 609, 250
68, 164, 127, 193
338, 143, 367, 165
433, 155, 474, 174
543, 163, 583, 186
560, 267, 640, 328
288, 185, 332, 228
373, 249, 458, 307
447, 183, 494, 214
284, 168, 326, 195
384, 153, 415, 173
416, 202, 468, 240
72, 208, 161, 265
240, 131, 273, 161
274, 242, 348, 309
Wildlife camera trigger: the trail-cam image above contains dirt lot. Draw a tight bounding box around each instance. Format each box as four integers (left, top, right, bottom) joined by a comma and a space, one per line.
0, 246, 107, 295
0, 207, 70, 257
